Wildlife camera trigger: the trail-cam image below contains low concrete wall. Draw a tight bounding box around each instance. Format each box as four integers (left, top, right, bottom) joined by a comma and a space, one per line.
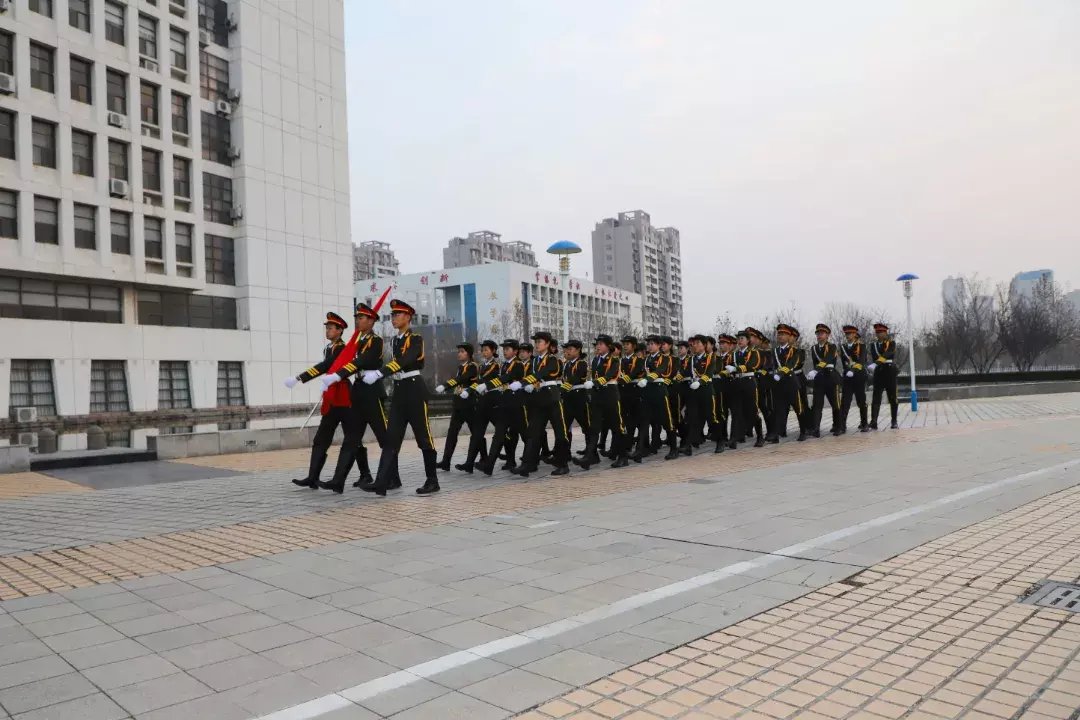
0, 445, 31, 473
150, 416, 459, 460
924, 380, 1080, 401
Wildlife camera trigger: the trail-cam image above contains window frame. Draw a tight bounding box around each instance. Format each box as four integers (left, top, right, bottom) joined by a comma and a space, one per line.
0, 190, 17, 239
204, 234, 235, 285
171, 92, 190, 136
106, 69, 128, 115
157, 361, 192, 410
142, 148, 162, 193
29, 42, 56, 94
8, 359, 57, 419
200, 111, 231, 164
73, 203, 97, 250
104, 1, 126, 45
217, 361, 246, 407
69, 0, 92, 32
0, 109, 14, 161
108, 139, 129, 181
173, 156, 191, 199
170, 27, 188, 73
198, 50, 229, 102
175, 222, 193, 265
138, 14, 159, 60
110, 210, 131, 255
90, 360, 130, 413
29, 0, 54, 18
140, 81, 160, 127
31, 118, 57, 169
144, 216, 163, 260
0, 31, 13, 75
202, 172, 233, 224
71, 129, 95, 177
33, 195, 59, 245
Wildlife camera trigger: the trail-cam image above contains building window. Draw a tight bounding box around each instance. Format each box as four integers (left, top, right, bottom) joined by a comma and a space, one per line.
0, 31, 13, 75
31, 119, 56, 168
0, 110, 14, 160
108, 139, 128, 180
175, 222, 193, 265
105, 1, 126, 45
69, 0, 91, 32
205, 234, 234, 285
200, 111, 231, 164
171, 92, 189, 137
29, 0, 53, 18
0, 276, 122, 323
202, 172, 232, 224
158, 361, 191, 410
199, 51, 229, 101
140, 82, 160, 127
30, 43, 55, 94
198, 0, 229, 46
34, 196, 58, 245
110, 210, 130, 254
142, 149, 161, 192
144, 216, 163, 260
106, 69, 128, 115
71, 129, 94, 176
90, 361, 129, 413
137, 290, 237, 329
8, 360, 56, 419
173, 157, 191, 199
69, 57, 93, 104
139, 14, 159, 60
73, 203, 96, 249
0, 190, 16, 238
217, 362, 245, 406
170, 27, 188, 73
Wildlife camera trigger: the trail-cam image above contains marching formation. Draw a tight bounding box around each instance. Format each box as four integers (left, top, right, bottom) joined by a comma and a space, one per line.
285, 299, 902, 496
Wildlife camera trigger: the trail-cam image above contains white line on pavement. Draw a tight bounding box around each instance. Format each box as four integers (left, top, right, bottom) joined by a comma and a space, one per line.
255, 457, 1079, 720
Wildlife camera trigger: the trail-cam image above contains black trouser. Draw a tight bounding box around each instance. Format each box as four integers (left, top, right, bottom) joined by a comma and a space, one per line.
621, 387, 641, 447
709, 380, 730, 443
562, 389, 591, 448
522, 390, 570, 469
811, 371, 842, 433
374, 377, 436, 488
307, 406, 358, 486
640, 383, 676, 453
731, 377, 763, 442
351, 387, 389, 479
872, 364, 899, 425
681, 384, 714, 448
463, 395, 497, 466
441, 402, 488, 465
840, 371, 868, 429
769, 374, 808, 438
757, 373, 774, 432
585, 386, 626, 458
487, 396, 526, 468
672, 384, 687, 442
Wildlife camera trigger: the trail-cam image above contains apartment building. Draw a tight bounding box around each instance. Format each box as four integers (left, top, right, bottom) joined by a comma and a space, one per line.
442, 230, 538, 269
352, 239, 398, 281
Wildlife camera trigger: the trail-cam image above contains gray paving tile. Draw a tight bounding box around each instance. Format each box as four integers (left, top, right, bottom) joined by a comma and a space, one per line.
315, 702, 380, 719
230, 623, 313, 653
24, 614, 104, 639
0, 656, 74, 691
296, 652, 398, 693
364, 635, 458, 669
347, 597, 425, 621
290, 609, 371, 635
261, 599, 338, 623
202, 611, 279, 636
58, 639, 152, 672
41, 625, 126, 653
8, 692, 127, 720
260, 637, 353, 670
382, 608, 461, 634
135, 693, 250, 720
111, 613, 192, 639
326, 622, 413, 651
174, 600, 249, 624
187, 653, 289, 692
354, 678, 449, 717
135, 624, 220, 653
10, 604, 84, 626
220, 672, 326, 716
576, 631, 674, 665
88, 602, 163, 625
0, 640, 53, 668
81, 654, 179, 690
624, 616, 713, 645
422, 620, 510, 650
0, 673, 98, 715
522, 648, 624, 686
158, 638, 250, 671
388, 690, 509, 720
480, 606, 559, 633
426, 657, 513, 691
461, 668, 570, 713
106, 672, 213, 715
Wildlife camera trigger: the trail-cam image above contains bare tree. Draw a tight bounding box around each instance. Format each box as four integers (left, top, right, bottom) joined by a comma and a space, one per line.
919, 321, 950, 375
494, 300, 526, 340
940, 274, 1003, 373
713, 311, 737, 337
997, 276, 1079, 371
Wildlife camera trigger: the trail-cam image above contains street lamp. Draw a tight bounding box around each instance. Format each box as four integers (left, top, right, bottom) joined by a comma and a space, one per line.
896, 273, 919, 412
547, 240, 582, 342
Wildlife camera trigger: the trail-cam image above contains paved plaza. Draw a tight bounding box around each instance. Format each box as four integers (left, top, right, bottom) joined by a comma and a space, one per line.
0, 394, 1078, 719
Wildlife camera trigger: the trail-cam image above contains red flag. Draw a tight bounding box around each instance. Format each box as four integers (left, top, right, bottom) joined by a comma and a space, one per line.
320, 286, 393, 414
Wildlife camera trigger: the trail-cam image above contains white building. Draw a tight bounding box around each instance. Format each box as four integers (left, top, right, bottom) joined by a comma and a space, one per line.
941, 276, 964, 308
1065, 289, 1080, 315
442, 230, 537, 269
1009, 269, 1053, 300
591, 210, 683, 337
0, 0, 353, 421
352, 240, 398, 281
355, 262, 643, 343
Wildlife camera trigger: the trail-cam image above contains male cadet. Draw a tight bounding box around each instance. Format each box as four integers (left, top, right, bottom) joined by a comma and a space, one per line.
703, 336, 727, 450
286, 312, 356, 491
574, 334, 628, 469
808, 323, 843, 438
515, 341, 535, 464
765, 324, 810, 443
681, 335, 720, 455
674, 338, 691, 444
715, 334, 738, 448
458, 340, 500, 472
362, 299, 440, 496
517, 331, 570, 477
731, 330, 765, 448
476, 339, 527, 476
323, 303, 392, 490
617, 337, 643, 453
868, 322, 900, 429
560, 339, 591, 450
433, 342, 483, 471
598, 343, 623, 457
749, 329, 775, 434
838, 324, 870, 433
637, 334, 678, 460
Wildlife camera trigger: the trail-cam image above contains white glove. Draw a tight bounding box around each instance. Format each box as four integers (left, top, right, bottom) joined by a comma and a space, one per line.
524, 383, 535, 393
868, 363, 877, 371
283, 376, 298, 389
773, 374, 781, 382
435, 384, 445, 393
509, 381, 523, 392
807, 370, 818, 381
476, 384, 487, 395
846, 370, 854, 378
459, 390, 469, 399
725, 365, 736, 373
583, 380, 594, 390
362, 370, 382, 385
320, 374, 341, 391
690, 381, 700, 390
636, 378, 647, 388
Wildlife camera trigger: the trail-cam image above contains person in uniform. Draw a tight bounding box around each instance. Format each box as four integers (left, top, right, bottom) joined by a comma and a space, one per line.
680, 334, 719, 455
635, 334, 678, 460
574, 334, 628, 469
619, 336, 646, 462
433, 343, 482, 471
476, 339, 527, 476
731, 330, 765, 448
674, 339, 691, 446
838, 324, 870, 434
869, 322, 900, 429
458, 340, 500, 472
808, 323, 843, 438
286, 312, 357, 492
517, 331, 570, 477
515, 342, 535, 465
714, 334, 737, 449
598, 343, 622, 457
750, 329, 775, 434
560, 340, 591, 450
362, 300, 440, 496
765, 324, 809, 443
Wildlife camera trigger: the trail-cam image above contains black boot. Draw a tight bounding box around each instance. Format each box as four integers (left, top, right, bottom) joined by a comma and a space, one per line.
293, 451, 327, 489
610, 455, 629, 468
797, 431, 808, 441
455, 463, 474, 474
551, 465, 569, 476
352, 446, 375, 488
714, 440, 725, 453
417, 450, 440, 494
664, 443, 680, 460
754, 436, 766, 448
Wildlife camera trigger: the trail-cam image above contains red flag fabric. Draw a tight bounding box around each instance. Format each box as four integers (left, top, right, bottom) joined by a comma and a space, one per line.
320, 286, 393, 415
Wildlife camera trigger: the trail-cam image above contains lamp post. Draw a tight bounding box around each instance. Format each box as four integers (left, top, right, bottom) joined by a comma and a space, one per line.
546, 240, 582, 341
896, 273, 919, 412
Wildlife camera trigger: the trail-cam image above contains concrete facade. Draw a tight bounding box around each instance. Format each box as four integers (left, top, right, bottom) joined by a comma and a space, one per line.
352, 240, 398, 281
0, 0, 353, 420
442, 230, 538, 269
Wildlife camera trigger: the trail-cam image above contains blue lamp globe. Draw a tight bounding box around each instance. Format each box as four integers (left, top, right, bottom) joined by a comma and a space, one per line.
547, 240, 582, 255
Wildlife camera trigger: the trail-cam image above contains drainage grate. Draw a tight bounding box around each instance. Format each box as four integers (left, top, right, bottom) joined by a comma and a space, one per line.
1021, 581, 1080, 612
688, 478, 721, 485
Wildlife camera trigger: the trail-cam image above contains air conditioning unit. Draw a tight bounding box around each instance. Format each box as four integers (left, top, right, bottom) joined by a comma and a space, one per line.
198, 29, 211, 46
226, 88, 241, 103
17, 432, 38, 449
140, 57, 159, 72
229, 205, 243, 221
215, 99, 232, 116
226, 14, 238, 32
227, 146, 241, 160
109, 178, 130, 198
14, 407, 37, 423
107, 111, 128, 128
0, 72, 14, 94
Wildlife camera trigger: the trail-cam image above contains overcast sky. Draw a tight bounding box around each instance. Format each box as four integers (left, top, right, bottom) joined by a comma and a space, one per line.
344, 0, 1079, 333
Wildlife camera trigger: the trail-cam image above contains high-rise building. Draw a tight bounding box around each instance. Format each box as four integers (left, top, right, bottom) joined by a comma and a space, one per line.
442, 230, 537, 269
1010, 269, 1053, 300
591, 210, 683, 336
1065, 289, 1080, 315
941, 276, 965, 308
352, 240, 398, 281
0, 0, 353, 421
